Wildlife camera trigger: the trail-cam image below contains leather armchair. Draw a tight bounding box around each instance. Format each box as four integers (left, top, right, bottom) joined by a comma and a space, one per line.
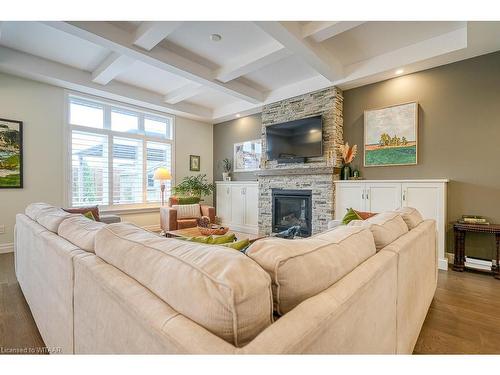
160, 203, 216, 232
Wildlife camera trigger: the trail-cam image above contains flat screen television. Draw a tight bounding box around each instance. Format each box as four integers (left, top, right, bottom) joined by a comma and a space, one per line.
266, 115, 323, 161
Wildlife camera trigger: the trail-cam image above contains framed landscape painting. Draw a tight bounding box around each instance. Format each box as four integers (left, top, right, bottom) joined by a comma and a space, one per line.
0, 118, 23, 188
364, 102, 418, 167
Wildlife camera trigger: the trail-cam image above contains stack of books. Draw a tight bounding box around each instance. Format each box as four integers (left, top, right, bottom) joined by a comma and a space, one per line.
458, 215, 490, 225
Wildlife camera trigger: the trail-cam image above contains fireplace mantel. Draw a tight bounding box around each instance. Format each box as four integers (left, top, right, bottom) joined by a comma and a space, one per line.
256, 166, 341, 178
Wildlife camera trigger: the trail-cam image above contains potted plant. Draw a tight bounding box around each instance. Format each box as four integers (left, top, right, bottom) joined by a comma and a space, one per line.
221, 158, 232, 181
339, 142, 357, 180
172, 174, 215, 200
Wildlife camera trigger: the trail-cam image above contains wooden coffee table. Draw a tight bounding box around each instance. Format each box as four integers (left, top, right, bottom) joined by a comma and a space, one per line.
164, 227, 265, 243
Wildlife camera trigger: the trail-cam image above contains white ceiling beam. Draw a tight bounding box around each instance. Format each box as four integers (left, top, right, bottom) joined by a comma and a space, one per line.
133, 21, 183, 51
91, 52, 134, 85
0, 46, 212, 120
216, 45, 292, 83
302, 21, 365, 42
43, 21, 265, 104
254, 21, 343, 82
338, 27, 468, 88
164, 83, 203, 104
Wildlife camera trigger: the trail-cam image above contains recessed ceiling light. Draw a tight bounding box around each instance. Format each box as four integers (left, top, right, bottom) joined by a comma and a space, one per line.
236, 114, 241, 118
210, 34, 222, 42
395, 69, 404, 75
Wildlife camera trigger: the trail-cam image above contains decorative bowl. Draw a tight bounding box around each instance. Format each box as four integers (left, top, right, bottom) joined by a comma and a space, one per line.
198, 225, 229, 236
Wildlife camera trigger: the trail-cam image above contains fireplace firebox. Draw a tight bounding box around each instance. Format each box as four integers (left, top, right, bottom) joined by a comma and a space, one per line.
272, 189, 312, 237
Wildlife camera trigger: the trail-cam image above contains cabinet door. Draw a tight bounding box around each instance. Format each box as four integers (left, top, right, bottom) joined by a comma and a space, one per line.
230, 186, 245, 225
244, 185, 259, 227
216, 184, 231, 224
365, 183, 402, 213
335, 183, 365, 219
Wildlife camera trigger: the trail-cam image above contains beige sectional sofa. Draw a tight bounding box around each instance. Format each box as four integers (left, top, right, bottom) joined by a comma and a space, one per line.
15, 203, 437, 354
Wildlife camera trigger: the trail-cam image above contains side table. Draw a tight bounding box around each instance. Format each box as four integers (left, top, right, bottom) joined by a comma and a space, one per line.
453, 222, 500, 279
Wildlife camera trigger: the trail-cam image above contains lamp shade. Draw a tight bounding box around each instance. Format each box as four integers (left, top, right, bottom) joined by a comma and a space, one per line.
153, 167, 172, 181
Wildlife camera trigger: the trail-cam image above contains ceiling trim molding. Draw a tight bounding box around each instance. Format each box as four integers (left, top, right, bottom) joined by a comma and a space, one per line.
164, 82, 203, 104
43, 21, 265, 104
255, 21, 343, 82
91, 52, 134, 85
215, 45, 292, 83
133, 21, 183, 51
302, 21, 365, 42
337, 26, 468, 88
0, 46, 212, 120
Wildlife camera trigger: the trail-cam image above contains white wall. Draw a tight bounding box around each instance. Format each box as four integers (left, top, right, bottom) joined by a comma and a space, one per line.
0, 72, 213, 249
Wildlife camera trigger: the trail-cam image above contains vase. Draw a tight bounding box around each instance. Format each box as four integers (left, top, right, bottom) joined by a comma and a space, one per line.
341, 164, 351, 180
222, 172, 230, 181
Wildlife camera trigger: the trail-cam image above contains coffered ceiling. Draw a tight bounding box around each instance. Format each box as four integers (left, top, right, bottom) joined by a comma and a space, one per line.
1, 21, 499, 123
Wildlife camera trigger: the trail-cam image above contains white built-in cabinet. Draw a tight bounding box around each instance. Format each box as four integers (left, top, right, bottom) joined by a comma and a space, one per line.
215, 181, 259, 234
334, 179, 448, 270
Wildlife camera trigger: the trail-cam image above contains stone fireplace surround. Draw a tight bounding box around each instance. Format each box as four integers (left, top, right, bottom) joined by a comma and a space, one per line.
257, 86, 343, 236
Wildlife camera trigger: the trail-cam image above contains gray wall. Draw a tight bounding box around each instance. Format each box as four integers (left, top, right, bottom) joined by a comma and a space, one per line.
343, 51, 500, 259
213, 113, 261, 181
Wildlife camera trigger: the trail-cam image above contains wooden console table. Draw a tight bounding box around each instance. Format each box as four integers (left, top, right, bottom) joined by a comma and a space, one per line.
453, 222, 500, 279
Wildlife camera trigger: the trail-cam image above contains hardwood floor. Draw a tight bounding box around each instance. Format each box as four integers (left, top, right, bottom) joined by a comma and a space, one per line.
1, 252, 499, 354
0, 252, 46, 354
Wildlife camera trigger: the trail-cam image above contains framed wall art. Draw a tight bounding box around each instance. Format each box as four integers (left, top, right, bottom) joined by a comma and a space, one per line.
364, 102, 418, 167
0, 118, 23, 188
234, 139, 261, 172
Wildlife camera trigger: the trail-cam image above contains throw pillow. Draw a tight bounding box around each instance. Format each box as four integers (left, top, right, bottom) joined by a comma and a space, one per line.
354, 210, 378, 220
83, 211, 96, 221
207, 233, 236, 244
342, 208, 362, 225
221, 239, 250, 252
63, 205, 100, 222
170, 196, 201, 205
173, 204, 202, 219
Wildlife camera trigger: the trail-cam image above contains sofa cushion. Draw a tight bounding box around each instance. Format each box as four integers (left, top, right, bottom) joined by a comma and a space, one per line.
94, 222, 273, 347
394, 207, 424, 230
246, 226, 377, 315
35, 207, 78, 233
25, 202, 54, 220
348, 212, 408, 251
58, 215, 107, 253
172, 203, 201, 219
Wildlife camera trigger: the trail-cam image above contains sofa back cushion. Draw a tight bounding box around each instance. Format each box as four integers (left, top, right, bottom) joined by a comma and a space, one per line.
25, 202, 55, 220
35, 207, 78, 233
246, 226, 377, 315
172, 203, 201, 219
349, 212, 408, 251
94, 222, 273, 347
58, 215, 107, 253
394, 207, 424, 230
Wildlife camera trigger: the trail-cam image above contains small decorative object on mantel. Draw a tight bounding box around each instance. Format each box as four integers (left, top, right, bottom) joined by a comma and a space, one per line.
349, 169, 363, 180
339, 142, 357, 180
189, 155, 201, 171
0, 118, 23, 188
221, 158, 232, 181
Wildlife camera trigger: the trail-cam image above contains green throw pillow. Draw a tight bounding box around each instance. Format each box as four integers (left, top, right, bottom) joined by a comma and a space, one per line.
342, 208, 362, 225
83, 211, 96, 221
207, 233, 236, 244
221, 239, 250, 251
177, 196, 201, 205
181, 235, 210, 244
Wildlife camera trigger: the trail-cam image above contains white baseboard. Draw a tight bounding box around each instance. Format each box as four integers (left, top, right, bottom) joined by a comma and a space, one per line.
438, 257, 449, 271
0, 242, 14, 254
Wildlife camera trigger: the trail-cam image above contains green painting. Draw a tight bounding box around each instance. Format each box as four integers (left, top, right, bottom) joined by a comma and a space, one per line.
364, 102, 418, 167
0, 118, 23, 188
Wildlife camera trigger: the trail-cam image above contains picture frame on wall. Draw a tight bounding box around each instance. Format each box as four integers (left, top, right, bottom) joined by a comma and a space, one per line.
234, 139, 262, 172
364, 102, 418, 167
189, 155, 201, 171
0, 118, 23, 189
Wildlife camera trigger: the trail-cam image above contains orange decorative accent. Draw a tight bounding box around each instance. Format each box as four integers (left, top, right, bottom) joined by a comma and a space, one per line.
198, 226, 229, 236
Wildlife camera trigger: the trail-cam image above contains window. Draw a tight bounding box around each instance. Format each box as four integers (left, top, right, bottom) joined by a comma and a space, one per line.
68, 95, 174, 209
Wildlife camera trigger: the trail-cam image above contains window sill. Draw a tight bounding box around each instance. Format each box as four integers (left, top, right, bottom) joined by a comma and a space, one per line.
100, 206, 162, 215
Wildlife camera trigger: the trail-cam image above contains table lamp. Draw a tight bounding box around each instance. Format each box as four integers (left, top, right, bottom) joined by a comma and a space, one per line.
153, 167, 172, 206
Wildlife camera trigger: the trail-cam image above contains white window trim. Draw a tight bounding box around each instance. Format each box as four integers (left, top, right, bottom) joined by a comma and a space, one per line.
63, 90, 176, 211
